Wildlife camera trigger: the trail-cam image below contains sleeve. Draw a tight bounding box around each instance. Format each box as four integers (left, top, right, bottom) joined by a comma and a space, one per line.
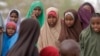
79, 32, 84, 56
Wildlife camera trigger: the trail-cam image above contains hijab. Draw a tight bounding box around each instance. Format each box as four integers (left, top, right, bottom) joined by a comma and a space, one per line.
7, 18, 40, 56
38, 7, 61, 51
59, 9, 82, 42
2, 22, 18, 56
5, 9, 21, 32
40, 46, 60, 56
78, 2, 95, 29
26, 0, 45, 27
80, 13, 100, 56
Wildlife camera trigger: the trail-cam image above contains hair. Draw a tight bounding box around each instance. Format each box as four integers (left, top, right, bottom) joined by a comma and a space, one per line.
91, 13, 100, 18
60, 39, 80, 56
10, 10, 19, 17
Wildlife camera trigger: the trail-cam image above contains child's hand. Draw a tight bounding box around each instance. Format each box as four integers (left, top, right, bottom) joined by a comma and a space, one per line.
31, 12, 37, 19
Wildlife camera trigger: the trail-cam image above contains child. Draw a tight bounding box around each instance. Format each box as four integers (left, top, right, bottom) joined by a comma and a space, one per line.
2, 21, 18, 56
59, 9, 82, 42
0, 13, 4, 56
78, 2, 95, 29
26, 0, 45, 27
5, 9, 21, 32
40, 46, 60, 56
80, 13, 100, 56
7, 18, 40, 56
38, 7, 61, 51
60, 39, 80, 56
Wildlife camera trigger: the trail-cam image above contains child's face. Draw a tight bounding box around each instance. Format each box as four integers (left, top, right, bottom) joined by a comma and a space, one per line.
0, 27, 3, 35
32, 7, 41, 17
10, 13, 18, 23
83, 5, 92, 13
6, 26, 15, 36
91, 17, 100, 33
47, 15, 58, 27
65, 14, 75, 27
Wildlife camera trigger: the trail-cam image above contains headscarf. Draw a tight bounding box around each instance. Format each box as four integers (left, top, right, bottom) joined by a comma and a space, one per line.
38, 7, 61, 51
59, 9, 82, 42
5, 9, 21, 32
0, 13, 4, 56
78, 2, 95, 29
40, 46, 60, 56
26, 0, 45, 27
2, 31, 18, 56
6, 21, 17, 30
60, 39, 80, 56
7, 19, 40, 56
80, 15, 100, 56
2, 21, 18, 56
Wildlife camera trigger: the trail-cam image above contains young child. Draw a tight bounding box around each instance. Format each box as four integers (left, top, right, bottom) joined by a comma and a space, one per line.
0, 13, 4, 56
59, 9, 82, 42
5, 9, 21, 32
26, 0, 45, 27
80, 13, 100, 56
40, 46, 60, 56
60, 39, 80, 56
7, 18, 40, 56
2, 21, 18, 56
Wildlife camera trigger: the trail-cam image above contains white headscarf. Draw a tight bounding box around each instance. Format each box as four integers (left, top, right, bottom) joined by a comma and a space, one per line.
5, 9, 21, 32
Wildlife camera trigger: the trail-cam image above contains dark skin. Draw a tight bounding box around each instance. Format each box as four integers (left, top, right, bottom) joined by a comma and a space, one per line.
47, 15, 58, 27
65, 14, 75, 27
31, 7, 42, 19
91, 17, 100, 33
0, 27, 3, 35
6, 26, 16, 37
10, 13, 18, 23
60, 40, 80, 56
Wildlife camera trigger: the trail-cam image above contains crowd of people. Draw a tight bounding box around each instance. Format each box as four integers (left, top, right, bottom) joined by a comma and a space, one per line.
0, 0, 100, 56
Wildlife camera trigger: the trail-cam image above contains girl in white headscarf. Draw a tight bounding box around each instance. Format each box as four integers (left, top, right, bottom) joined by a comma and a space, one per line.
5, 9, 21, 32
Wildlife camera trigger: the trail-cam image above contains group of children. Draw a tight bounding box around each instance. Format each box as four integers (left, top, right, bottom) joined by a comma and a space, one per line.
0, 0, 100, 56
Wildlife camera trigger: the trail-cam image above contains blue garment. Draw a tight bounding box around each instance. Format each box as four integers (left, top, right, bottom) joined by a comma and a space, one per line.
2, 32, 18, 56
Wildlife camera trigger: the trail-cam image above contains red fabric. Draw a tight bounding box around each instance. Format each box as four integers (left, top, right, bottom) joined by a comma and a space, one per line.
40, 46, 60, 56
48, 11, 57, 18
6, 21, 16, 30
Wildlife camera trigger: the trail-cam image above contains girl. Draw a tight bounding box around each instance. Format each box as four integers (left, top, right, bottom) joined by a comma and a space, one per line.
40, 46, 60, 56
80, 13, 100, 56
78, 2, 95, 29
5, 9, 21, 32
26, 0, 45, 27
60, 39, 80, 56
0, 13, 4, 56
38, 7, 61, 51
59, 9, 82, 42
2, 21, 18, 56
7, 18, 40, 56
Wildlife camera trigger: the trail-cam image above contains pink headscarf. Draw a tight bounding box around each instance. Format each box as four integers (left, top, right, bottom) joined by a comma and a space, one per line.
6, 21, 17, 30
